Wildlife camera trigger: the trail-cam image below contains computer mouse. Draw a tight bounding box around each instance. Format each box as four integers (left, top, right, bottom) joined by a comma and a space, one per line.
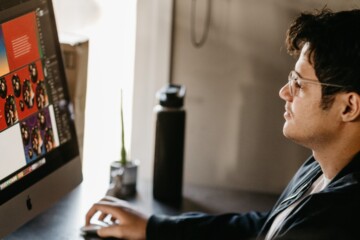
80, 224, 103, 234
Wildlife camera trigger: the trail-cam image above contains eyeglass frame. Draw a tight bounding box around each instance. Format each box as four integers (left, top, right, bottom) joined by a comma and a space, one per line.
287, 70, 345, 97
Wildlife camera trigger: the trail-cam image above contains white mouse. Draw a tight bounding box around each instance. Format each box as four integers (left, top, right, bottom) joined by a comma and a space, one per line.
80, 224, 103, 234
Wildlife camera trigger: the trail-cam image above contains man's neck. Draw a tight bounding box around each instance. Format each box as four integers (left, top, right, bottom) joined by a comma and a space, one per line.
312, 136, 360, 179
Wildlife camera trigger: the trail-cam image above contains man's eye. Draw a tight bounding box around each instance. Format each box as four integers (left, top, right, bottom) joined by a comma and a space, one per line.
294, 80, 302, 89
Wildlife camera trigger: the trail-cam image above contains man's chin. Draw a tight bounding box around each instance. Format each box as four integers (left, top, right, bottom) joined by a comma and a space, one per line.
282, 127, 308, 147
282, 124, 296, 141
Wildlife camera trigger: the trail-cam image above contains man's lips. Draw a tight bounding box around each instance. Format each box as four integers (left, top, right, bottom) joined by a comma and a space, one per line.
284, 106, 292, 119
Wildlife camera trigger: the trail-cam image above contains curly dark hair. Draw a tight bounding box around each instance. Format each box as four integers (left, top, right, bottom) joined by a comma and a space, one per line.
286, 8, 360, 109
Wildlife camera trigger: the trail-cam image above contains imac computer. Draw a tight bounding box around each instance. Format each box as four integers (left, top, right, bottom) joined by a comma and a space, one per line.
0, 0, 83, 236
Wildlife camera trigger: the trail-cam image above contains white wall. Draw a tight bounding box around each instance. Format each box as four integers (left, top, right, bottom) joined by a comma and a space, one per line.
131, 0, 174, 183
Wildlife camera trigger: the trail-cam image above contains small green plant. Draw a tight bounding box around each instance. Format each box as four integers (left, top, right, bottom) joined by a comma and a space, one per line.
120, 89, 127, 166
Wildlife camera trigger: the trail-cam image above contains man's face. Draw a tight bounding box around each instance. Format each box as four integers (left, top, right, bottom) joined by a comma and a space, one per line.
279, 43, 341, 149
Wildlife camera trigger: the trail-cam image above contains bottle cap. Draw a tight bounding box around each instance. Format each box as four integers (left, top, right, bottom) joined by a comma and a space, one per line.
157, 84, 186, 108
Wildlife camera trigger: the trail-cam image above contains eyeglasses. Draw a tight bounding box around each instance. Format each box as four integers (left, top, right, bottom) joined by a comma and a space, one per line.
287, 70, 344, 97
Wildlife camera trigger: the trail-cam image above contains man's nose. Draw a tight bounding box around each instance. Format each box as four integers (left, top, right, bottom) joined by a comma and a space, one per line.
279, 83, 292, 102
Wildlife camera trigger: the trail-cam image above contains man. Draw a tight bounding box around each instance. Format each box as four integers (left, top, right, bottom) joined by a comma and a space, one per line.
85, 8, 360, 239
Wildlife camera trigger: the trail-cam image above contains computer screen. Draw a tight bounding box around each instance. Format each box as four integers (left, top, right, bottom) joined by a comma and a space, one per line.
0, 0, 82, 236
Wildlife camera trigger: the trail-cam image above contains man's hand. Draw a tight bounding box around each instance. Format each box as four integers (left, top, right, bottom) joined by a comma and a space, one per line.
85, 196, 149, 240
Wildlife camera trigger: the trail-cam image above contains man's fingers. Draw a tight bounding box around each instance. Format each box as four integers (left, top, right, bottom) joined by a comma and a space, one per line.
110, 216, 117, 223
86, 203, 115, 225
98, 212, 108, 222
85, 204, 99, 225
97, 225, 125, 239
100, 198, 134, 209
103, 195, 121, 202
85, 201, 130, 225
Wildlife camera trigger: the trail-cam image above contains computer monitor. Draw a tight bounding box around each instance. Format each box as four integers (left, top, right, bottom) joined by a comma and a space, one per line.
0, 0, 82, 236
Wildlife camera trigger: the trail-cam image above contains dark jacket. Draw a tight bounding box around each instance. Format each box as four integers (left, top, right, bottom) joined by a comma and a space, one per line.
146, 152, 360, 239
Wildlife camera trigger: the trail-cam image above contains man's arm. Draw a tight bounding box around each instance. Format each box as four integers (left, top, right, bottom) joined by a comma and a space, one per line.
147, 211, 270, 240
86, 196, 269, 240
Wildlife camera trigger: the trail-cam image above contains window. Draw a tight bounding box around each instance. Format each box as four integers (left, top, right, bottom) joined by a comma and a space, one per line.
52, 0, 137, 174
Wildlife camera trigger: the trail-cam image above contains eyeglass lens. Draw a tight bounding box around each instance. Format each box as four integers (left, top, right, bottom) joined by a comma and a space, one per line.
288, 72, 296, 96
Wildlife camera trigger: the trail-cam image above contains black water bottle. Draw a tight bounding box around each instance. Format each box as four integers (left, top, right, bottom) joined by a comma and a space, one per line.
153, 84, 186, 205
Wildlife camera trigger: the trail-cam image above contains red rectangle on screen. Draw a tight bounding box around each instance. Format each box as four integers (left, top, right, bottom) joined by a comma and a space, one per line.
2, 12, 40, 71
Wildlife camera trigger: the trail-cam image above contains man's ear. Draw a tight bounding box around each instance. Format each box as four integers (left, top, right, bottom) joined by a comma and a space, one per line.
341, 93, 360, 122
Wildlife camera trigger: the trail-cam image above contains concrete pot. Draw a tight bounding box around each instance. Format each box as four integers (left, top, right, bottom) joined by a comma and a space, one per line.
107, 159, 139, 199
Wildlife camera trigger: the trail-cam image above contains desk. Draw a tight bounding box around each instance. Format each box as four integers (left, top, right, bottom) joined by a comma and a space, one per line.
6, 173, 278, 239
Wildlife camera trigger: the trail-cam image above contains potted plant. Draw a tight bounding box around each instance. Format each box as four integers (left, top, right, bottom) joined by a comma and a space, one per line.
107, 90, 139, 199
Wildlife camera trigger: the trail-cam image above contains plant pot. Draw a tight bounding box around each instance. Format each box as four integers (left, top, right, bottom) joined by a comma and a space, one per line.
107, 159, 139, 199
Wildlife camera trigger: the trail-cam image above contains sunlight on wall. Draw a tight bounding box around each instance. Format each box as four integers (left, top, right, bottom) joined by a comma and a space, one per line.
52, 0, 137, 177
